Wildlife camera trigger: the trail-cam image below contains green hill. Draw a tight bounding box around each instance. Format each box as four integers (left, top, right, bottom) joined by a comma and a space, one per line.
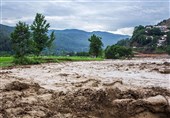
0, 24, 129, 54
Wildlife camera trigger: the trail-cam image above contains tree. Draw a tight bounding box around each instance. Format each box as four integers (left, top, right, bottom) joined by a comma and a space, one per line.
88, 34, 103, 57
11, 21, 31, 64
31, 13, 55, 56
105, 45, 133, 59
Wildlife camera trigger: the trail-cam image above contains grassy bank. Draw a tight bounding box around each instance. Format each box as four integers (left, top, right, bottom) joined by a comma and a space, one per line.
0, 57, 14, 67
0, 56, 103, 68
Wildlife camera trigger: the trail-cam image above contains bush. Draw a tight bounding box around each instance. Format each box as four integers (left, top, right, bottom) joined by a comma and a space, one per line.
105, 45, 133, 59
76, 52, 89, 56
13, 57, 40, 65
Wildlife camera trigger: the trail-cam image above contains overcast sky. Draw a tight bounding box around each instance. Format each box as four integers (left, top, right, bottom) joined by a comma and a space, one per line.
1, 0, 169, 36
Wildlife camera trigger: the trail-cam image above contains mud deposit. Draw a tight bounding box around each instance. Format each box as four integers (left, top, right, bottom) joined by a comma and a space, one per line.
0, 58, 170, 118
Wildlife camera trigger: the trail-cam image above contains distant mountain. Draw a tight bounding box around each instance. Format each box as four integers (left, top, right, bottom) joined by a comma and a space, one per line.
0, 24, 129, 54
53, 29, 129, 52
0, 24, 14, 53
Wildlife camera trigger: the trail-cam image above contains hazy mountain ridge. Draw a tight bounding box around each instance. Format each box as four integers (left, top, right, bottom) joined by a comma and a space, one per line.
0, 24, 14, 53
53, 29, 129, 52
0, 24, 129, 53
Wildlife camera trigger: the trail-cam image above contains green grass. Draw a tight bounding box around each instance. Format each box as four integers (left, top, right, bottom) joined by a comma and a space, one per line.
0, 57, 14, 67
0, 56, 103, 68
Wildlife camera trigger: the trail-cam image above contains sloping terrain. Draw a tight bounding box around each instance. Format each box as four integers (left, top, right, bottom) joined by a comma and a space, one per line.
157, 18, 170, 26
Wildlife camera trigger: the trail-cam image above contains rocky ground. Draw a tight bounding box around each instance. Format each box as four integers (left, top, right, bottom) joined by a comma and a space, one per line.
0, 58, 170, 118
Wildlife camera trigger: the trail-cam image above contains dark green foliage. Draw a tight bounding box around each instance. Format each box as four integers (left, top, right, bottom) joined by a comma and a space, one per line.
88, 34, 103, 57
105, 45, 133, 59
130, 25, 146, 47
13, 57, 40, 65
146, 28, 162, 36
130, 25, 163, 52
11, 21, 31, 64
76, 52, 89, 56
31, 13, 55, 56
116, 38, 130, 47
0, 24, 129, 54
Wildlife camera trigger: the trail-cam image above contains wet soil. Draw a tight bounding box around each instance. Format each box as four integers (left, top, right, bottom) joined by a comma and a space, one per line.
0, 58, 170, 118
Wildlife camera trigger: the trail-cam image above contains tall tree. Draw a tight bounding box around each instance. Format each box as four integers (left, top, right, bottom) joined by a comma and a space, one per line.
31, 13, 55, 56
11, 21, 31, 64
88, 34, 103, 57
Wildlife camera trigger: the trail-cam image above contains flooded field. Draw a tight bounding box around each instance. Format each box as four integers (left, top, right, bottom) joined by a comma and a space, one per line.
0, 58, 170, 118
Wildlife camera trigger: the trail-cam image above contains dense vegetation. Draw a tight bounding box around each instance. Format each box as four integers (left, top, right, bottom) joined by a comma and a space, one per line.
88, 34, 103, 57
10, 13, 55, 64
131, 26, 161, 47
31, 13, 55, 56
0, 24, 129, 54
11, 22, 32, 64
116, 21, 170, 54
105, 45, 133, 59
1, 17, 170, 67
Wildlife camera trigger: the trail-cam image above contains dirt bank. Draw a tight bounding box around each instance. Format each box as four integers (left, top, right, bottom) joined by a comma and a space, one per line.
0, 76, 170, 118
0, 58, 170, 117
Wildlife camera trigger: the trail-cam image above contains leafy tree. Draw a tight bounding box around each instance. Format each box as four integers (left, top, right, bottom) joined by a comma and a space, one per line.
31, 13, 55, 56
130, 25, 146, 46
88, 34, 103, 57
11, 21, 31, 64
147, 28, 162, 36
105, 45, 133, 59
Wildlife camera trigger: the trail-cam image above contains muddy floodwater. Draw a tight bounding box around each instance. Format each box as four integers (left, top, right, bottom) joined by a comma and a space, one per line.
0, 58, 170, 118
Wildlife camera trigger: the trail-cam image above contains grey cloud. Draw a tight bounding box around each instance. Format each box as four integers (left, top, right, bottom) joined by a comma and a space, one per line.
1, 0, 169, 35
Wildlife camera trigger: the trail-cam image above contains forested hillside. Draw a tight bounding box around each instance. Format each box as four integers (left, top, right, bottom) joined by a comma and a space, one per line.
0, 24, 14, 54
0, 24, 129, 54
116, 18, 170, 53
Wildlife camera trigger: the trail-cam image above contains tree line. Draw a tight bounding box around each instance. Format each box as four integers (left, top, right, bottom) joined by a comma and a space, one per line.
88, 34, 133, 59
11, 13, 55, 64
11, 13, 133, 64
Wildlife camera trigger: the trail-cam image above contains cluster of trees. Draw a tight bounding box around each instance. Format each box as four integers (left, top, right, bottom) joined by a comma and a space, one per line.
105, 45, 133, 59
11, 13, 55, 64
117, 25, 170, 54
130, 25, 162, 48
88, 34, 133, 59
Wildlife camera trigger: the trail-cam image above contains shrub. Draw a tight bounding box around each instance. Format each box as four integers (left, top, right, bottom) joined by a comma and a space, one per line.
105, 45, 133, 59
